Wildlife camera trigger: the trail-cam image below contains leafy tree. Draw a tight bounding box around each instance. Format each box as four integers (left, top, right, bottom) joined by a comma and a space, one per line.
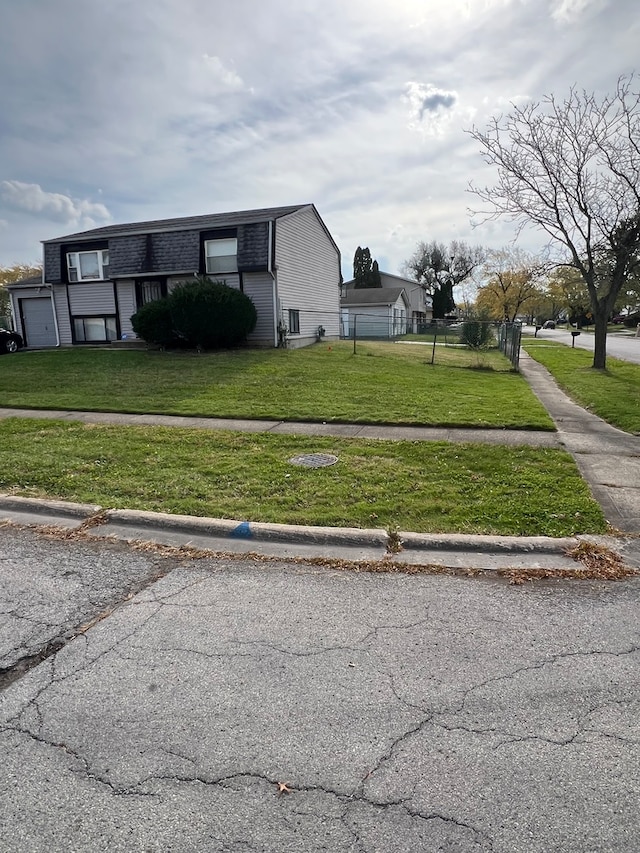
432, 280, 455, 318
469, 75, 640, 369
402, 240, 484, 318
0, 263, 42, 324
545, 267, 590, 325
475, 248, 544, 322
353, 246, 382, 288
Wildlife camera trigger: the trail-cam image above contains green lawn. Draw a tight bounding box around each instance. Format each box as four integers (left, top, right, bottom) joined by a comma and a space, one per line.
0, 418, 606, 536
0, 341, 554, 430
522, 339, 640, 434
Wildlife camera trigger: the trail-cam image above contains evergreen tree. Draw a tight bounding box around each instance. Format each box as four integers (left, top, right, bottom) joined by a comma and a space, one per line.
368, 259, 382, 288
353, 246, 382, 288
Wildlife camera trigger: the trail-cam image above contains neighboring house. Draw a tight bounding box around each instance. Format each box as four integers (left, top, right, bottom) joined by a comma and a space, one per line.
342, 270, 432, 332
7, 204, 341, 349
340, 287, 410, 338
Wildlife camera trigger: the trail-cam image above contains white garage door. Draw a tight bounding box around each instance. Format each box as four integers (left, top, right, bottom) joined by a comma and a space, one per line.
20, 297, 57, 347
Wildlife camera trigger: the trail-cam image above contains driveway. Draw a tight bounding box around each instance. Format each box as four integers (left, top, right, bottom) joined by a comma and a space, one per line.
1, 527, 639, 852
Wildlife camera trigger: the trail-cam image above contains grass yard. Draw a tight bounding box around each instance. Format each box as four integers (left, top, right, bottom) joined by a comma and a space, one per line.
0, 341, 554, 430
522, 339, 640, 434
0, 418, 606, 536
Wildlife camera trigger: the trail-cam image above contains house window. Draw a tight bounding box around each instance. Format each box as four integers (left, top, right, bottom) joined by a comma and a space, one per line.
288, 309, 300, 334
205, 238, 237, 274
73, 316, 118, 343
135, 279, 166, 309
67, 250, 110, 282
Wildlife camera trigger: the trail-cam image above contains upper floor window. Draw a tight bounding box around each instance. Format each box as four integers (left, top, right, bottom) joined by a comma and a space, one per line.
205, 238, 237, 274
67, 250, 110, 282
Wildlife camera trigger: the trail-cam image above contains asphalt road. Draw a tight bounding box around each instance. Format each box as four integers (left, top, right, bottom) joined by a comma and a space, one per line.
526, 325, 640, 363
1, 527, 639, 852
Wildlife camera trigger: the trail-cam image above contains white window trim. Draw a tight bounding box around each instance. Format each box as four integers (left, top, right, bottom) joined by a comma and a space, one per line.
205, 238, 238, 274
67, 249, 110, 282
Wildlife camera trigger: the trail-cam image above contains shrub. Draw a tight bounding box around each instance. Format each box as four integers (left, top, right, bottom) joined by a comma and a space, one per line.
169, 277, 257, 349
131, 298, 180, 348
460, 317, 495, 350
130, 276, 258, 350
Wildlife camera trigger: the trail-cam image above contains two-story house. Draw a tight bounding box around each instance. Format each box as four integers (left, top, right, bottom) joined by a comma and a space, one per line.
8, 204, 341, 349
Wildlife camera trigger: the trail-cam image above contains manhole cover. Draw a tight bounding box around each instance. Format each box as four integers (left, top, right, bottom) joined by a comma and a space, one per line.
288, 453, 339, 468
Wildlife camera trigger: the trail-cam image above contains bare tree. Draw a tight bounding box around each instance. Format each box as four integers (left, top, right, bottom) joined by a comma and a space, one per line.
402, 239, 484, 318
469, 75, 640, 369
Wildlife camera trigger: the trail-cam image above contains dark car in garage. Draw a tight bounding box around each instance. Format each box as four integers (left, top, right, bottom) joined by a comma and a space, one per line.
0, 328, 24, 354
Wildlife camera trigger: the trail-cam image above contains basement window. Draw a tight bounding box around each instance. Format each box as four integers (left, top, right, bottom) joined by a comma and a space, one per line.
288, 309, 300, 334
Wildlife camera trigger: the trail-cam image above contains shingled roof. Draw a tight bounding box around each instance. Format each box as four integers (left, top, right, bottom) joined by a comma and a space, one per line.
44, 204, 311, 243
341, 286, 408, 306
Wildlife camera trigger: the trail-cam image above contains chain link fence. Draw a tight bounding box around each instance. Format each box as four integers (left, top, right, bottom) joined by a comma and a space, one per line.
341, 315, 523, 369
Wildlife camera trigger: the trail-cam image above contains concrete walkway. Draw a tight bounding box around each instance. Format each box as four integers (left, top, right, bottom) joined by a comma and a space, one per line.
518, 352, 640, 533
0, 405, 560, 447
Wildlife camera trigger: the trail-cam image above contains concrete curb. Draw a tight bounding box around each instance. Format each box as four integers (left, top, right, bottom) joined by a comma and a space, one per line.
0, 494, 102, 520
398, 531, 579, 554
0, 494, 578, 555
104, 508, 389, 548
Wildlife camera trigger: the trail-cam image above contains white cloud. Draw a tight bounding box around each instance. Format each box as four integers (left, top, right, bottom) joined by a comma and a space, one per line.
550, 0, 607, 23
202, 54, 247, 91
0, 181, 111, 228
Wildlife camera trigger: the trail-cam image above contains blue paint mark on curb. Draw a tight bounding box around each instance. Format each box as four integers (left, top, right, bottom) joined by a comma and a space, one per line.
231, 521, 253, 539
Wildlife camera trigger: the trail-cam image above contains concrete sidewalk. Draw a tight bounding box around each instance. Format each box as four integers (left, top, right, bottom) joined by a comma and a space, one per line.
518, 352, 640, 533
0, 405, 560, 447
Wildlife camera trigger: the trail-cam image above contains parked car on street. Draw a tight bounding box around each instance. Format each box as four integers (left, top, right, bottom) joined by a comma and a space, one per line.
0, 328, 24, 354
543, 320, 556, 329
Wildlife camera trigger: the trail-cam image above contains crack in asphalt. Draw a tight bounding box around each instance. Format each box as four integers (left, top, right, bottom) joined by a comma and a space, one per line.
2, 557, 638, 851
0, 728, 492, 849
0, 555, 181, 692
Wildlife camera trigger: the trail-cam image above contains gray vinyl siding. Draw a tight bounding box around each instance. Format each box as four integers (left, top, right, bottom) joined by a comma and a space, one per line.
217, 274, 240, 291
68, 283, 116, 314
116, 281, 137, 338
342, 296, 407, 338
53, 285, 72, 343
274, 207, 340, 343
243, 272, 275, 346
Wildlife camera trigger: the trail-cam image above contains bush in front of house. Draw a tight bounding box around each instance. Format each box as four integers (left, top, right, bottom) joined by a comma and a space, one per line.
460, 316, 495, 350
169, 277, 257, 349
130, 277, 257, 350
131, 297, 181, 348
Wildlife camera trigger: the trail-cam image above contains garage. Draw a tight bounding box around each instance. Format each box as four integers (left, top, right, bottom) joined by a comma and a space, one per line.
19, 297, 57, 347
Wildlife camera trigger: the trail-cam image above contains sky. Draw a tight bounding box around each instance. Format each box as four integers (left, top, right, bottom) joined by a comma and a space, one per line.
0, 0, 638, 281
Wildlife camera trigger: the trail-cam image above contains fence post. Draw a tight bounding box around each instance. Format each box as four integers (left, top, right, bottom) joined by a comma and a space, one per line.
353, 314, 357, 355
431, 323, 437, 365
